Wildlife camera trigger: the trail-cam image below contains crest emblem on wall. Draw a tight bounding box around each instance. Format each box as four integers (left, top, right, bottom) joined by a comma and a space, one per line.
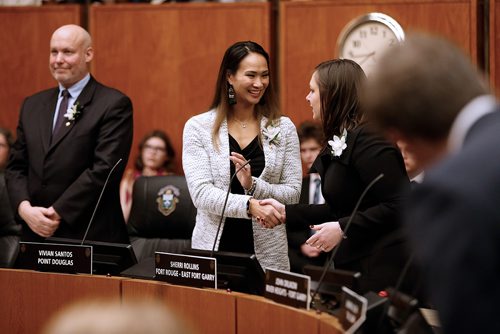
156, 185, 180, 217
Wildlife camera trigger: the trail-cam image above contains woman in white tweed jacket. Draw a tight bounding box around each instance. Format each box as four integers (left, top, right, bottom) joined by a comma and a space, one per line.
182, 41, 301, 271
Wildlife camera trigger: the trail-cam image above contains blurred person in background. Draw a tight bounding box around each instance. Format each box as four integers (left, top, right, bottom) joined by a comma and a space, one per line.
42, 299, 194, 334
0, 127, 21, 267
287, 121, 328, 273
120, 130, 176, 222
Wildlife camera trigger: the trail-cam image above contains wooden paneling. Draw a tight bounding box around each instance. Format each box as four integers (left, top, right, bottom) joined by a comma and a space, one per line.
0, 269, 122, 334
235, 293, 343, 334
121, 279, 236, 334
0, 5, 81, 133
280, 0, 479, 126
89, 3, 271, 173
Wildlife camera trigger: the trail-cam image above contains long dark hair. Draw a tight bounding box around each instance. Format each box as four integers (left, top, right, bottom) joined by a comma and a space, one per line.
314, 59, 366, 143
210, 41, 280, 145
134, 130, 175, 172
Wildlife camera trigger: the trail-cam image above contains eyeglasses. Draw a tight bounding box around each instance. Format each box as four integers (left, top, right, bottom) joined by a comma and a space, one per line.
143, 144, 166, 153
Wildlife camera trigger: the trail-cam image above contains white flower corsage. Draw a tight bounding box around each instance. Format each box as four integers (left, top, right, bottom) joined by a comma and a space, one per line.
262, 121, 281, 146
328, 129, 347, 157
63, 102, 82, 126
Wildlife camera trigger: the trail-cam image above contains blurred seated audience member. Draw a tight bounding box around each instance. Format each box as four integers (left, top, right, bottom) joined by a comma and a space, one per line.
288, 121, 328, 273
42, 299, 194, 334
120, 130, 176, 222
397, 140, 424, 184
0, 127, 21, 268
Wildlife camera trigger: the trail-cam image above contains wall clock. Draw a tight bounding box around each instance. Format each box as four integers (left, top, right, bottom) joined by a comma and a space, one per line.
337, 13, 405, 75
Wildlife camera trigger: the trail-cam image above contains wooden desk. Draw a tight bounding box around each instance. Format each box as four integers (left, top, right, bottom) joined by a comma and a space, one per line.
0, 269, 122, 334
0, 269, 344, 334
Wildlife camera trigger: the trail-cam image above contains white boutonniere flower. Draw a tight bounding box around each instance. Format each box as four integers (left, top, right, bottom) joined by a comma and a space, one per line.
328, 129, 347, 157
63, 102, 83, 126
262, 121, 281, 146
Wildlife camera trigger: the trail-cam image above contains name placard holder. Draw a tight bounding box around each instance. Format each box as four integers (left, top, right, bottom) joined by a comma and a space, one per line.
339, 286, 368, 334
154, 252, 216, 289
16, 241, 92, 274
264, 268, 311, 310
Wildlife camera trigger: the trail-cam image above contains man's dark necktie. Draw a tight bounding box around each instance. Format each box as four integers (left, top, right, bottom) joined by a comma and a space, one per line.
53, 89, 70, 136
313, 177, 321, 204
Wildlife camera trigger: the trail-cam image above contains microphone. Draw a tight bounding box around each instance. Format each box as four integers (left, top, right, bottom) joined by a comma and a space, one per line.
81, 159, 123, 245
210, 159, 252, 257
311, 173, 384, 307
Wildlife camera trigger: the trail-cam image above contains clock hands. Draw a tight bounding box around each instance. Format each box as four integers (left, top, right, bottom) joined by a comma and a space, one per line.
348, 51, 376, 65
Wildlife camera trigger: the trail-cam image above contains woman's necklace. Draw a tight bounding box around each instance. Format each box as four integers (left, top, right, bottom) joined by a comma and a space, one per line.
233, 116, 254, 129
234, 118, 248, 128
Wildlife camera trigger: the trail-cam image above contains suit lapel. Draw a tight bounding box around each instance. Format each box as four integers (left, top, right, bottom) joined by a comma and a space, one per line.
311, 146, 330, 176
40, 88, 59, 154
49, 76, 97, 150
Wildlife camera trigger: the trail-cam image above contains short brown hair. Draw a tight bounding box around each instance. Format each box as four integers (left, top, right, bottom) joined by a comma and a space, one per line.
297, 121, 323, 145
363, 33, 488, 141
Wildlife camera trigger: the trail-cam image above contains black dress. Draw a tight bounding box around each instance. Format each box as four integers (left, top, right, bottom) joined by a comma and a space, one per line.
218, 135, 265, 253
286, 124, 411, 293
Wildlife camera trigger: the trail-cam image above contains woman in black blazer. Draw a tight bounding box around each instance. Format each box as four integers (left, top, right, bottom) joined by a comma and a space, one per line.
261, 59, 410, 293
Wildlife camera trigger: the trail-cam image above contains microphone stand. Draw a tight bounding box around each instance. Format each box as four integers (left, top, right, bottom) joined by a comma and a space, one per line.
311, 173, 384, 308
81, 159, 123, 245
210, 159, 252, 257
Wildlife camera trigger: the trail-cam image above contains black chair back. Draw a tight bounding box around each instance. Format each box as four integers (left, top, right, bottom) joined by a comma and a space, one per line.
127, 175, 196, 239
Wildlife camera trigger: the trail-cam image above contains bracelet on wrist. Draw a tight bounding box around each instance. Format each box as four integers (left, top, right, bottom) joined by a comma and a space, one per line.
244, 178, 257, 196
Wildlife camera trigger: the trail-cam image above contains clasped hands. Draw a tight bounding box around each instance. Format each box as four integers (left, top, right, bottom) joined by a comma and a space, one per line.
248, 198, 286, 229
253, 198, 344, 253
230, 153, 342, 251
18, 200, 61, 238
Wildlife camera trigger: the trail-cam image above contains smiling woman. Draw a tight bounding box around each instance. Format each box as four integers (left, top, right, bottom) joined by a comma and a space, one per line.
228, 52, 269, 109
182, 41, 302, 272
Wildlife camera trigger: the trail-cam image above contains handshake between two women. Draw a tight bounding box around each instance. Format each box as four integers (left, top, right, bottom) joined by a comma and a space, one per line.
231, 152, 343, 253
248, 198, 343, 253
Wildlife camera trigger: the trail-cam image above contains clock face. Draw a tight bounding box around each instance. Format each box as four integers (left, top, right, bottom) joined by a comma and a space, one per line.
338, 13, 404, 76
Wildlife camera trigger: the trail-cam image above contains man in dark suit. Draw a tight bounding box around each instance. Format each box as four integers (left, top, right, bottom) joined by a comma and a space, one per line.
6, 24, 132, 244
364, 33, 500, 333
288, 121, 327, 273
